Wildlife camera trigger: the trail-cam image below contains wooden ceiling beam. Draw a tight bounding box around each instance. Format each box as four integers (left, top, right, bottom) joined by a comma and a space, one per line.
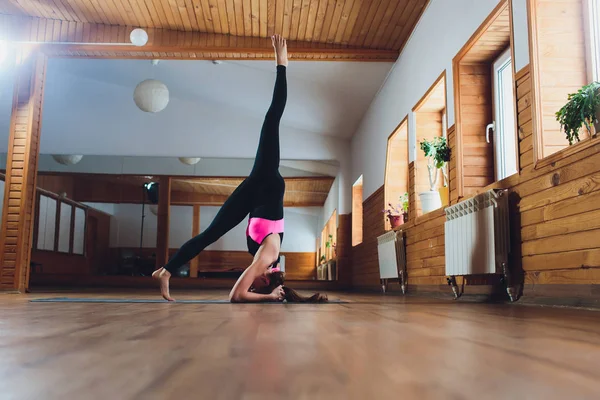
1, 15, 399, 62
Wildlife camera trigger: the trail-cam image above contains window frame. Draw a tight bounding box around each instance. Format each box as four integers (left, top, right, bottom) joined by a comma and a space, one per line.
528, 0, 599, 169
33, 190, 87, 257
584, 0, 600, 82
384, 115, 409, 231
351, 176, 363, 247
492, 47, 519, 181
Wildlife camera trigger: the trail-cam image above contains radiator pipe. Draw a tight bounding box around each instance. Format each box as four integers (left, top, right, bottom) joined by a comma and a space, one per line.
400, 271, 407, 295
502, 263, 517, 302
447, 276, 461, 299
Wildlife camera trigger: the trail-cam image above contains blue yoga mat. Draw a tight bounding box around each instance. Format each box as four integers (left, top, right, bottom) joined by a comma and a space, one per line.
30, 297, 347, 304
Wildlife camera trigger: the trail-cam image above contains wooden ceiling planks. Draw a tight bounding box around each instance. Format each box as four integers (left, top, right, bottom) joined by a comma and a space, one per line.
3, 0, 430, 52
0, 15, 398, 61
460, 5, 510, 64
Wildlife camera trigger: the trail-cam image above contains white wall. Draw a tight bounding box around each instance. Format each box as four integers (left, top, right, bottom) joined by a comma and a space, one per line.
0, 60, 359, 213
322, 176, 339, 228
82, 202, 320, 252
351, 0, 528, 198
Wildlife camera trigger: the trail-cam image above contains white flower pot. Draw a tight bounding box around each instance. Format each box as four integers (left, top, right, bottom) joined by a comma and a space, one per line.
419, 190, 442, 214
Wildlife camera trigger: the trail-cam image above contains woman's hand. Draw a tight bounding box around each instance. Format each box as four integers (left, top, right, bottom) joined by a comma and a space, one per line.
270, 285, 285, 301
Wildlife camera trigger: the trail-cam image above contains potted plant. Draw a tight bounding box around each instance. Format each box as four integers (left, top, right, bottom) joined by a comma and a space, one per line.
556, 81, 600, 144
383, 201, 404, 228
400, 192, 409, 222
419, 137, 451, 213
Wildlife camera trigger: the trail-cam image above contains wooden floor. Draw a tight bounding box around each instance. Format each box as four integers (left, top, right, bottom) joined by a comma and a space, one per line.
2, 290, 600, 400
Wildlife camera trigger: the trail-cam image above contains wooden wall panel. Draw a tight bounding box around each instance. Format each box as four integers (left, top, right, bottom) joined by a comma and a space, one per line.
336, 214, 352, 287
458, 63, 495, 195
516, 66, 533, 170
351, 181, 363, 246
36, 175, 75, 198
155, 176, 171, 268
447, 125, 459, 205
189, 205, 200, 278
0, 51, 46, 292
351, 187, 385, 288
408, 162, 419, 220
104, 248, 316, 281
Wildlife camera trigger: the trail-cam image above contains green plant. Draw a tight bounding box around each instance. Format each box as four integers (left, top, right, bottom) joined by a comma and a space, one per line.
420, 137, 451, 190
400, 192, 409, 212
325, 234, 333, 248
320, 255, 326, 263
556, 81, 600, 145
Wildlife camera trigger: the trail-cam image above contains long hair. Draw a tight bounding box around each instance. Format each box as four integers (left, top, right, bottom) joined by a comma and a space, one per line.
261, 271, 328, 303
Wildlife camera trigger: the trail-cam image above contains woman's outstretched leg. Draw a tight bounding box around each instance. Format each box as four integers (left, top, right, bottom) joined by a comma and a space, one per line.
153, 180, 254, 301
250, 35, 288, 178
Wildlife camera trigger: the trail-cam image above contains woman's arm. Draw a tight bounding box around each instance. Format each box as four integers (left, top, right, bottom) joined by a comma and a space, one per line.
229, 236, 282, 303
229, 264, 281, 302
229, 265, 284, 303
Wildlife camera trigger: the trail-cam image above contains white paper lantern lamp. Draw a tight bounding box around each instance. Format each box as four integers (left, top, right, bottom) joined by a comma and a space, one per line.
178, 157, 201, 165
52, 155, 83, 165
133, 79, 169, 113
130, 29, 148, 47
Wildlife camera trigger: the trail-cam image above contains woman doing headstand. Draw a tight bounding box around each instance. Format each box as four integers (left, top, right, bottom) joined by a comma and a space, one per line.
152, 35, 327, 303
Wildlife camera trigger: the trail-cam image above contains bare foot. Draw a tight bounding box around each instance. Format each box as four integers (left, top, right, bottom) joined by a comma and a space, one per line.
272, 34, 288, 67
152, 267, 175, 301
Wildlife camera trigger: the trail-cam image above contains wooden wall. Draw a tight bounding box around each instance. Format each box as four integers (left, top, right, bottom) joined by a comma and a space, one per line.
104, 248, 317, 281
351, 65, 600, 298
351, 188, 385, 288
457, 63, 495, 196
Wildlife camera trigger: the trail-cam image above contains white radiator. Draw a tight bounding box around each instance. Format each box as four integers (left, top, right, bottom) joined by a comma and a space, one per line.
444, 189, 510, 276
377, 231, 399, 279
377, 230, 407, 293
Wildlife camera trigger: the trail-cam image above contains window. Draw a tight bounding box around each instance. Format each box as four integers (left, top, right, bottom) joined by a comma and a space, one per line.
36, 195, 57, 251
585, 0, 600, 81
491, 48, 518, 180
58, 203, 73, 253
352, 176, 363, 246
413, 72, 448, 216
35, 193, 86, 256
529, 0, 592, 162
73, 207, 86, 255
453, 1, 515, 195
384, 117, 409, 230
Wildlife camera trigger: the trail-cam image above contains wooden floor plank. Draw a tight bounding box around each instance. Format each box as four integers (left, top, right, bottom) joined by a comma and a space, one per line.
0, 290, 599, 399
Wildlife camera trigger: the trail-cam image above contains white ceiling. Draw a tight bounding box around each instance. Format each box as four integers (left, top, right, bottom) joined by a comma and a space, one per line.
46, 58, 393, 139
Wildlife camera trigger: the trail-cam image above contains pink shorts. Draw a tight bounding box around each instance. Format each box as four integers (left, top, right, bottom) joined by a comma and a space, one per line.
246, 217, 284, 245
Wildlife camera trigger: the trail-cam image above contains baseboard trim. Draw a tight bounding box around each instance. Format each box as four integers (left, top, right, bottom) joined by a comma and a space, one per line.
352, 283, 600, 308
518, 284, 600, 309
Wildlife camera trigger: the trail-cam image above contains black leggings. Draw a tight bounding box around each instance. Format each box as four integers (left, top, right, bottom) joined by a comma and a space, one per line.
164, 66, 287, 273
